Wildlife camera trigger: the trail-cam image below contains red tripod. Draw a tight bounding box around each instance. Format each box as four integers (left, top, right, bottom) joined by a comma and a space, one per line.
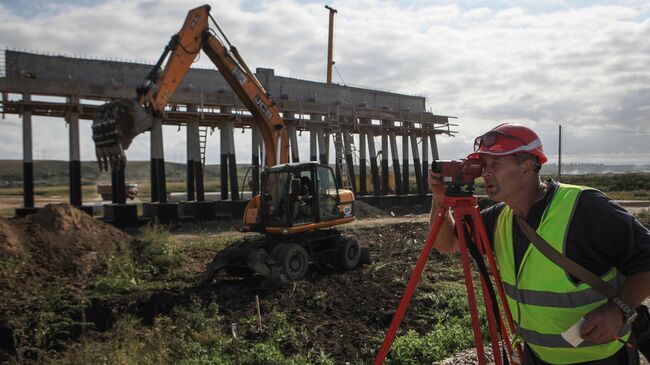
374, 189, 523, 365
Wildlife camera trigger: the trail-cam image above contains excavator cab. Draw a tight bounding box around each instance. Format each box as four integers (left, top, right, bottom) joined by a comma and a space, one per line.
200, 162, 362, 285
262, 162, 345, 229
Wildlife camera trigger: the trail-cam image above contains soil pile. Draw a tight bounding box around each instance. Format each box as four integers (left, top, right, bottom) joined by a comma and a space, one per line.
354, 200, 390, 218
0, 204, 132, 300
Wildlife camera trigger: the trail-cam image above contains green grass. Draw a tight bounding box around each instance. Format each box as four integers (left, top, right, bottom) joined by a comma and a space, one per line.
387, 282, 488, 364
92, 225, 184, 295
4, 279, 92, 363
50, 300, 335, 365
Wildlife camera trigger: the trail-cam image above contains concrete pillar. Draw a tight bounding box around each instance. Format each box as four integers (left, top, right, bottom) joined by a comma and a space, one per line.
390, 131, 402, 195
381, 126, 389, 196
324, 132, 331, 164
422, 133, 429, 194
22, 94, 34, 208
402, 130, 409, 195
186, 110, 197, 202
150, 118, 167, 203
359, 129, 367, 195
67, 96, 82, 206
309, 127, 318, 162
220, 120, 229, 200
430, 134, 440, 161
343, 129, 356, 194
251, 124, 261, 196
227, 120, 239, 200
317, 127, 328, 165
288, 124, 300, 163
367, 133, 380, 197
410, 133, 423, 195
112, 164, 126, 204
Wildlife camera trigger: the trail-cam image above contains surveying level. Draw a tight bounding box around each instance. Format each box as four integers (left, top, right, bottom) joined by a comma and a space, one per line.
374, 164, 523, 365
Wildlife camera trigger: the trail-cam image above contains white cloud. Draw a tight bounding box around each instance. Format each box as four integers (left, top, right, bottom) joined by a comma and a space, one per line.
0, 0, 649, 165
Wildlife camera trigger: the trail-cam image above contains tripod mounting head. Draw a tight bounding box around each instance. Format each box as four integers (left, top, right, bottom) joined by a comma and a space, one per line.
432, 159, 485, 196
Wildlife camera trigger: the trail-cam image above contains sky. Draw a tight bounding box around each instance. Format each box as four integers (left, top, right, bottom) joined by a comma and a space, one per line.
1, 0, 649, 166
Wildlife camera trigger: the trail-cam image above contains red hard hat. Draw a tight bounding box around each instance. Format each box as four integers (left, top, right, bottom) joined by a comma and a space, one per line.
467, 123, 547, 164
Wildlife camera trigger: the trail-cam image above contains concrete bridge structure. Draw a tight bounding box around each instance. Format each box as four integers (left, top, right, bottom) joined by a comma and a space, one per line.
0, 50, 454, 226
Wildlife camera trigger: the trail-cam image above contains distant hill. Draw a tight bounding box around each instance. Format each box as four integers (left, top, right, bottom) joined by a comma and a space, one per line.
1, 160, 649, 187
541, 163, 650, 175
0, 160, 250, 187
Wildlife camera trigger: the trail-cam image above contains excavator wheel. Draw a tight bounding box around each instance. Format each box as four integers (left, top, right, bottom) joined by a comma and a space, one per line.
336, 236, 360, 270
270, 243, 309, 281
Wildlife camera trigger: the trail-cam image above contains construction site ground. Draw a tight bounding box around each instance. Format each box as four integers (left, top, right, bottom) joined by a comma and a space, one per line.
1, 202, 649, 364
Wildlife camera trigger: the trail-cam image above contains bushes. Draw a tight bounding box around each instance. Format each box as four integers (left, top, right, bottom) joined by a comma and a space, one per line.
93, 225, 183, 294
555, 173, 650, 194
4, 279, 91, 363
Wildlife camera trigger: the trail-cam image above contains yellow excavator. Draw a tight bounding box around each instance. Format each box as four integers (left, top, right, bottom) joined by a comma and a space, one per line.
91, 5, 367, 284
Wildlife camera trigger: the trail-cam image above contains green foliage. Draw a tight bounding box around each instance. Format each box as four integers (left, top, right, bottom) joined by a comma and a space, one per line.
93, 225, 183, 295
0, 256, 26, 285
6, 279, 91, 363
51, 297, 333, 365
137, 224, 183, 277
554, 173, 650, 194
389, 283, 487, 364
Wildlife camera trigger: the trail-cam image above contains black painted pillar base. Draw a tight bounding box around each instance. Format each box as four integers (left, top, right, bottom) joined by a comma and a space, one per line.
215, 200, 249, 220
178, 201, 223, 221
142, 202, 179, 224
15, 206, 40, 217
103, 204, 139, 228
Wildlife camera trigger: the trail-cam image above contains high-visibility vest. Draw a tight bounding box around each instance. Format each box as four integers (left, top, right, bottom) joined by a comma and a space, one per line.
494, 183, 630, 364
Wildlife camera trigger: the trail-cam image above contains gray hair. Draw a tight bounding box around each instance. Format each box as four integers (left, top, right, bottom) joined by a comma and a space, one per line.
514, 153, 541, 173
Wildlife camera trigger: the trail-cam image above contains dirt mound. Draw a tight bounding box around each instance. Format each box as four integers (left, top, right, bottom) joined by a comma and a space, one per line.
354, 200, 390, 218
0, 204, 132, 300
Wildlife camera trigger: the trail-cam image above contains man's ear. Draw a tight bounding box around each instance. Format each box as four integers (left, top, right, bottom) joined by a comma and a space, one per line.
522, 159, 534, 175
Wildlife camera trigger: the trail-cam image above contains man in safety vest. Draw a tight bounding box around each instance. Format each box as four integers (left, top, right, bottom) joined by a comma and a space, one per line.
429, 123, 650, 364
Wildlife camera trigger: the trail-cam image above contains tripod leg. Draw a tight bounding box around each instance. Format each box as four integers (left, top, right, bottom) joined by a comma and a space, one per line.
373, 205, 449, 365
455, 216, 488, 365
470, 207, 523, 363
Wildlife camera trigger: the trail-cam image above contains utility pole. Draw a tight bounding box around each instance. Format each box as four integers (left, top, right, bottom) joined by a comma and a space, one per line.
325, 5, 337, 84
558, 124, 562, 181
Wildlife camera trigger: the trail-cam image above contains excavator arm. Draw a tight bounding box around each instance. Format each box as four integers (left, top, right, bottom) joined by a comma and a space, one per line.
92, 4, 289, 171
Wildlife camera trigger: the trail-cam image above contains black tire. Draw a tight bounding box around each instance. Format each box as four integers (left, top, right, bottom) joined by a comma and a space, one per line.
337, 236, 360, 270
270, 243, 309, 281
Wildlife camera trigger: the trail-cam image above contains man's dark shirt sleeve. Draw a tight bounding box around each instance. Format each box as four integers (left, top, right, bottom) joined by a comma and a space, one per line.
567, 190, 650, 278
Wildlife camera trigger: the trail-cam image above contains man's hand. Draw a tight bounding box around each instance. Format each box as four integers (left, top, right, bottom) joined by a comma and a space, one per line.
428, 170, 445, 197
580, 302, 624, 344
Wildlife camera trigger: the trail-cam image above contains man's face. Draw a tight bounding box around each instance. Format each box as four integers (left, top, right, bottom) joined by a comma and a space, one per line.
481, 155, 526, 202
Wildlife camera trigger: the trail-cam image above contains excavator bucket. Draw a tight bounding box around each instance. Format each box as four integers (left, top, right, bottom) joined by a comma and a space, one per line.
92, 99, 154, 171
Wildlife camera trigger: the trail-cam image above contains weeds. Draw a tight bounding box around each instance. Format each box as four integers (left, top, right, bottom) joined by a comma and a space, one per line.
0, 256, 26, 285
389, 282, 488, 364
5, 279, 91, 363
51, 298, 333, 365
93, 225, 183, 295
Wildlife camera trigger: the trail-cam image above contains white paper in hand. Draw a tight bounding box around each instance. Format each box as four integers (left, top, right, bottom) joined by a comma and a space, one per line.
561, 317, 586, 347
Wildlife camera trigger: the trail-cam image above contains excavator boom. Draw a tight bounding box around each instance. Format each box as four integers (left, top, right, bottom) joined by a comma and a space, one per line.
92, 4, 288, 171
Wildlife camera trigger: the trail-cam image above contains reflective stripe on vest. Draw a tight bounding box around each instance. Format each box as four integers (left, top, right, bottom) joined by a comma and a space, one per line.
494, 183, 629, 364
